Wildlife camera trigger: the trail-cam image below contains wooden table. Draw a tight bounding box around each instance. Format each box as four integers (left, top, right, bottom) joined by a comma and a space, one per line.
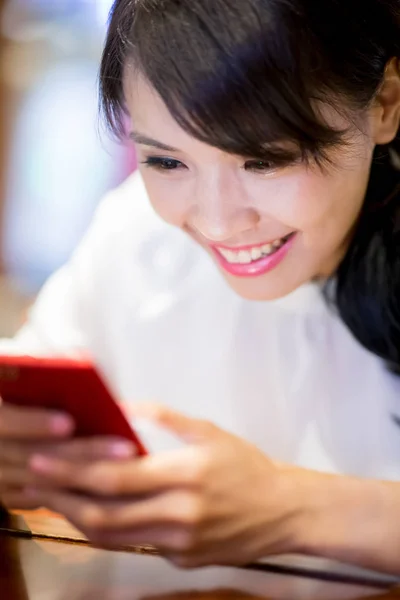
1, 509, 400, 600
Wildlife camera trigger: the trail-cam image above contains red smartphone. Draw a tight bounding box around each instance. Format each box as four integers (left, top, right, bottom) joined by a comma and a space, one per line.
0, 355, 147, 456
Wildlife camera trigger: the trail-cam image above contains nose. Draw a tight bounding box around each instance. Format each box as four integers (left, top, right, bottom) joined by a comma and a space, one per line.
189, 170, 259, 242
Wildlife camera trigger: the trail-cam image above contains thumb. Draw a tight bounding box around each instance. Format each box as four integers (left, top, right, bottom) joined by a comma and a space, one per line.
130, 403, 216, 444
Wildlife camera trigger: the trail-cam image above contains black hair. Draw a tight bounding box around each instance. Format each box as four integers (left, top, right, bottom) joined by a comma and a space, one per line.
100, 0, 400, 370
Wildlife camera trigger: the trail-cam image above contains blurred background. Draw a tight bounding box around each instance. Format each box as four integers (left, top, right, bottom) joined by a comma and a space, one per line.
0, 0, 135, 336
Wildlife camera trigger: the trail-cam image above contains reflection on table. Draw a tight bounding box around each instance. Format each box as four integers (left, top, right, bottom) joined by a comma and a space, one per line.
1, 510, 400, 600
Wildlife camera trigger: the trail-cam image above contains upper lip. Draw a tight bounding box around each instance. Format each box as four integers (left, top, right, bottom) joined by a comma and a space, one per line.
210, 233, 294, 251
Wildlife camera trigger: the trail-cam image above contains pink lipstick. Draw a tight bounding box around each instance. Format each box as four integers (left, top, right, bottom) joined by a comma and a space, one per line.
211, 233, 296, 277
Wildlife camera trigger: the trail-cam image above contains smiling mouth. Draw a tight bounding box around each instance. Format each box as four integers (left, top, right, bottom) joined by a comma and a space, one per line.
213, 233, 296, 265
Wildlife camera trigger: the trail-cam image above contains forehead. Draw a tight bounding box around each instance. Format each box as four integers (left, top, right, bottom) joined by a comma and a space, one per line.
124, 71, 179, 132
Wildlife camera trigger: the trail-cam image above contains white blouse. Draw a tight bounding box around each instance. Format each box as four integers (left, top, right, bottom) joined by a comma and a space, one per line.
4, 172, 400, 480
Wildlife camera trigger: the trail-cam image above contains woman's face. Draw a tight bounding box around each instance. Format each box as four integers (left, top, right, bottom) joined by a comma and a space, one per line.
124, 75, 379, 301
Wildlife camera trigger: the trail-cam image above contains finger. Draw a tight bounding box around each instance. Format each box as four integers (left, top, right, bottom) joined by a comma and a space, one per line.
0, 441, 32, 467
24, 489, 118, 534
0, 405, 74, 440
131, 403, 216, 444
29, 447, 205, 496
1, 489, 44, 511
0, 437, 135, 470
48, 437, 136, 461
0, 466, 38, 489
48, 489, 199, 532
25, 488, 196, 553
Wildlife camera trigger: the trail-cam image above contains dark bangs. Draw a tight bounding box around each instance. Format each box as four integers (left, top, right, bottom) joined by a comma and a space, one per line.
100, 0, 374, 165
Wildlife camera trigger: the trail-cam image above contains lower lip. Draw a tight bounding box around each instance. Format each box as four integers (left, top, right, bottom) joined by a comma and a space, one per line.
211, 234, 297, 278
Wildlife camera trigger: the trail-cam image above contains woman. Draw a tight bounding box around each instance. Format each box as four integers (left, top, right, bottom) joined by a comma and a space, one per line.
0, 0, 400, 573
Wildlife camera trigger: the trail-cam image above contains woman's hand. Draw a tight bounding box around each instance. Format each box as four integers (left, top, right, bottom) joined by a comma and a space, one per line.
27, 405, 303, 568
0, 403, 136, 511
24, 404, 400, 574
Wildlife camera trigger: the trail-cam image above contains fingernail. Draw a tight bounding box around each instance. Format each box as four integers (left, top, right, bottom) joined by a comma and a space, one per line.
51, 415, 73, 435
110, 443, 136, 458
30, 455, 54, 473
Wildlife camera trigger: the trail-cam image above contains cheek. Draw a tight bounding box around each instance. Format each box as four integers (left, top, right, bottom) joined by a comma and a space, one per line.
255, 167, 367, 239
248, 173, 336, 235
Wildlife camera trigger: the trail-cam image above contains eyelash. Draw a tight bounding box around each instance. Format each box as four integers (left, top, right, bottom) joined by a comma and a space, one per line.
141, 157, 278, 174
141, 157, 186, 171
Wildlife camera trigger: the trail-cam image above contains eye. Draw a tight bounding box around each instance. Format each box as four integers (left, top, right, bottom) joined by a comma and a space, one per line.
141, 157, 187, 171
244, 159, 275, 173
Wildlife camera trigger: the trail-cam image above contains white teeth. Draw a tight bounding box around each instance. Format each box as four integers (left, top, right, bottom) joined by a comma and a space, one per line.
261, 244, 273, 255
251, 247, 262, 261
219, 249, 235, 262
217, 236, 288, 265
238, 251, 252, 264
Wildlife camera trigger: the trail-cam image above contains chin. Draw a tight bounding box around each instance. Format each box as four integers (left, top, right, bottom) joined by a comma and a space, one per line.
220, 270, 306, 302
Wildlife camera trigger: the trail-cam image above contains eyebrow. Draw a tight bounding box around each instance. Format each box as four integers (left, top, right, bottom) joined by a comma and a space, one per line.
129, 132, 179, 152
